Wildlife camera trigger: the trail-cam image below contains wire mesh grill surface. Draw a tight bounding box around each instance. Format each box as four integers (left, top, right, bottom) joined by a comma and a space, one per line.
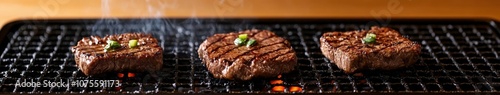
0, 19, 499, 94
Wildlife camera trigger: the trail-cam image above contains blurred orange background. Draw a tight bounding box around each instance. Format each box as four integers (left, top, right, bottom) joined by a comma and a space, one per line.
0, 0, 499, 27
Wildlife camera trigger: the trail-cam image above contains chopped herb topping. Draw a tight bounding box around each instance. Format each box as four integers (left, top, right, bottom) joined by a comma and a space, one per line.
104, 40, 121, 52
129, 40, 138, 48
234, 34, 258, 47
238, 34, 248, 40
234, 37, 246, 46
362, 33, 376, 44
246, 39, 256, 47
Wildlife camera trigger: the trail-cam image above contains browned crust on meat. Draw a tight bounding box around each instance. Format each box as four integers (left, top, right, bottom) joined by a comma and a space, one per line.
71, 33, 163, 75
320, 26, 421, 73
198, 29, 297, 80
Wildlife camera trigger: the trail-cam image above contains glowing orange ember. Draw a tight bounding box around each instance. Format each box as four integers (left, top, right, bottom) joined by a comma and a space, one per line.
289, 86, 302, 92
128, 72, 135, 77
272, 86, 285, 92
118, 73, 124, 78
270, 80, 284, 85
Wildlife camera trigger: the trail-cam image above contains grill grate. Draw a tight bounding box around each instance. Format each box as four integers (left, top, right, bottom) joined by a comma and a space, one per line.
0, 19, 500, 94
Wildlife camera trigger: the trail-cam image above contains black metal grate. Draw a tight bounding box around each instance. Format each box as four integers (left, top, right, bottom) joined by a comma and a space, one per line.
0, 19, 500, 94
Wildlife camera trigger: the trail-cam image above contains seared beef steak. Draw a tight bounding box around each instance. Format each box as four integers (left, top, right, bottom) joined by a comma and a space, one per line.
320, 26, 421, 73
198, 30, 297, 80
71, 33, 163, 75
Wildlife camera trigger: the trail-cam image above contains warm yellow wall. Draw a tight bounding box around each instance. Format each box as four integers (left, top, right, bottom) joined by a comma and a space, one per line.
1, 0, 499, 27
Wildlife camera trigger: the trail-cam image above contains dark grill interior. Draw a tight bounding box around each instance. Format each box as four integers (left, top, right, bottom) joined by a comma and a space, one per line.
0, 19, 499, 94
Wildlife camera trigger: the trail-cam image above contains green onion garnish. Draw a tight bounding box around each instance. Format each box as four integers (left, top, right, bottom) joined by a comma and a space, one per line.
104, 40, 121, 52
104, 45, 112, 52
246, 39, 256, 47
234, 38, 246, 46
234, 34, 249, 46
129, 40, 138, 48
234, 34, 258, 47
238, 34, 248, 40
362, 33, 376, 44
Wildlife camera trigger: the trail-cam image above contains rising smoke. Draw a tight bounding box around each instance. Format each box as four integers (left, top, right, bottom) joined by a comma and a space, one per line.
90, 0, 252, 37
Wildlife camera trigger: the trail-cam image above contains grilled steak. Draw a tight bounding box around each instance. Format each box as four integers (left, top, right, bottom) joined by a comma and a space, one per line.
71, 33, 163, 75
320, 26, 421, 73
198, 30, 297, 80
